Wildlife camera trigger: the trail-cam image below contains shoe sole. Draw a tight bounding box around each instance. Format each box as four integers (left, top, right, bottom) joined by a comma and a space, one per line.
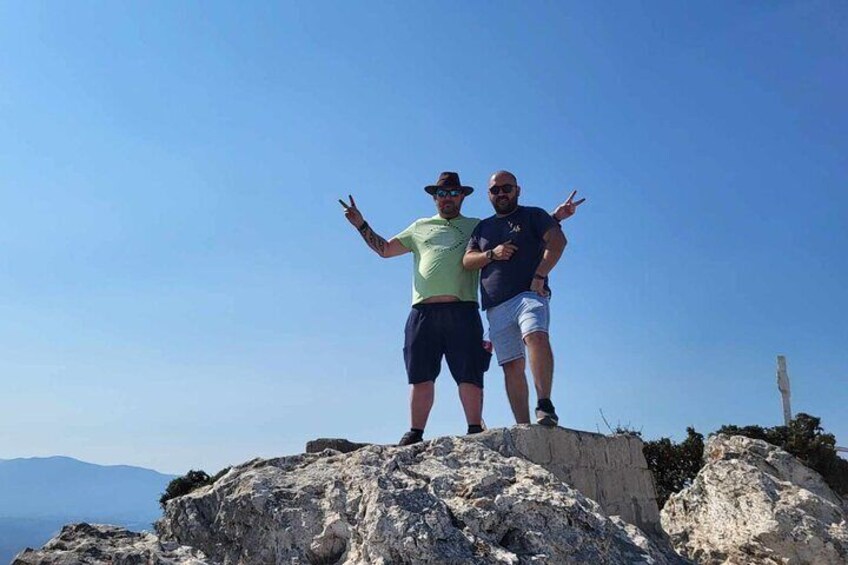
536, 415, 558, 427
397, 438, 423, 447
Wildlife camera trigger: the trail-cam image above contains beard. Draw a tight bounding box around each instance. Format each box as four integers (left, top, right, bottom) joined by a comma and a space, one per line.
493, 197, 517, 215
438, 201, 460, 218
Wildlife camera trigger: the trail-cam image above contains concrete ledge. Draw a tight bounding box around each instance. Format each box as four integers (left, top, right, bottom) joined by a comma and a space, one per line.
469, 425, 661, 535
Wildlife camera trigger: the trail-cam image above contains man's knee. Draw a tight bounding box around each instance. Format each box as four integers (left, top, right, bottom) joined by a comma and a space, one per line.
502, 358, 524, 378
523, 331, 549, 346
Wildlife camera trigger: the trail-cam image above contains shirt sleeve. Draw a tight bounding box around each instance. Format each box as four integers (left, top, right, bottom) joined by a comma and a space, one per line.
394, 221, 417, 251
466, 223, 482, 252
531, 207, 559, 240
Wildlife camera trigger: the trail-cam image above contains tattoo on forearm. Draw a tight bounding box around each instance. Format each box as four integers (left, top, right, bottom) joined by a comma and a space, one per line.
360, 225, 387, 255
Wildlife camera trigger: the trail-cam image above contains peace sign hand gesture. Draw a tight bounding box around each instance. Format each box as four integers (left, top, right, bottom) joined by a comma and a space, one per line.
553, 190, 586, 222
339, 194, 366, 230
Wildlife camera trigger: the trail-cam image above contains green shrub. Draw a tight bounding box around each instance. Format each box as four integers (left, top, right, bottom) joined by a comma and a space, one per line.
642, 427, 704, 507
159, 468, 231, 508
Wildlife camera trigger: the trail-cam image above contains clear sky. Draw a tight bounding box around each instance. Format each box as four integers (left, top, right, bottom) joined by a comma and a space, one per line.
1, 2, 845, 475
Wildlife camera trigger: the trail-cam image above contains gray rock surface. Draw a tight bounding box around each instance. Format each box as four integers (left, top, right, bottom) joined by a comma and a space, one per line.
309, 426, 662, 536
159, 434, 677, 564
11, 523, 211, 565
661, 434, 848, 565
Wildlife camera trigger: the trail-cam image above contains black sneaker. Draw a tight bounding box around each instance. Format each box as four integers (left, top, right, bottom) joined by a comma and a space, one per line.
397, 430, 423, 446
535, 407, 559, 427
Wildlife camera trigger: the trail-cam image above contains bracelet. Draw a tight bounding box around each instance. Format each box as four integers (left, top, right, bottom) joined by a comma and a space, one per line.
358, 221, 369, 233
533, 273, 546, 280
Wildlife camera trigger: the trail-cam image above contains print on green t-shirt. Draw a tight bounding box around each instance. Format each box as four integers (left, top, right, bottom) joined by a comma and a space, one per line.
395, 215, 480, 305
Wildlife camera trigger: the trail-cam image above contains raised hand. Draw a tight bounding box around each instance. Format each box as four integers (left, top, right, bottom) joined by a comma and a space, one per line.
339, 194, 365, 229
553, 190, 586, 222
492, 240, 518, 261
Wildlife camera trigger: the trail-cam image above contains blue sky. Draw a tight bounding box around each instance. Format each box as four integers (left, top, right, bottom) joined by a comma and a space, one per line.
1, 2, 845, 474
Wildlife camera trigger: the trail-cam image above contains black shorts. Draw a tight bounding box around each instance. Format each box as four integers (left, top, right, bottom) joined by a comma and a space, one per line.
403, 301, 491, 387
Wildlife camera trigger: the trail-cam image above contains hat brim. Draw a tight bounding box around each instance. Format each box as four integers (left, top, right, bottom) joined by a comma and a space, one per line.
425, 186, 474, 195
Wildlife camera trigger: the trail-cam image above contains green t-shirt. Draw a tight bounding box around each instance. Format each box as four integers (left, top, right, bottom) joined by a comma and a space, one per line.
395, 214, 480, 305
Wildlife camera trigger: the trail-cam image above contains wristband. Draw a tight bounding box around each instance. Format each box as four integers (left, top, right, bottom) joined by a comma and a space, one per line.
358, 221, 369, 233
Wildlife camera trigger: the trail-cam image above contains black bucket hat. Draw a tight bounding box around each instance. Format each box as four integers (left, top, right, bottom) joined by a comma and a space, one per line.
424, 171, 474, 195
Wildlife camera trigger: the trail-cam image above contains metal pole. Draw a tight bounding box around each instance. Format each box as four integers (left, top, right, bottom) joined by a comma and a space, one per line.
776, 355, 792, 426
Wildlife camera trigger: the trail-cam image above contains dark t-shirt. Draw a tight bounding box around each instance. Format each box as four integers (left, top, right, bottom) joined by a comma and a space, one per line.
467, 206, 559, 310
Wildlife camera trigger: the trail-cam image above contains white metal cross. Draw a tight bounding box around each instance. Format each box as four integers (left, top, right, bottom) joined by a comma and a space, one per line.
776, 355, 846, 453
776, 355, 791, 426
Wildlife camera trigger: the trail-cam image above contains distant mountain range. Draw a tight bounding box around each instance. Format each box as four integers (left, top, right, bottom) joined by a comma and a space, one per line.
0, 456, 175, 564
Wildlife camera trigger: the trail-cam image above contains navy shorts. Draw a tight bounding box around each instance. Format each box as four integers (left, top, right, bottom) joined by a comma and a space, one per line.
403, 301, 491, 387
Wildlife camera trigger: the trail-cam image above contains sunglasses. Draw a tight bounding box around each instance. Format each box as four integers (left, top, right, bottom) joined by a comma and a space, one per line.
435, 188, 463, 198
489, 184, 515, 195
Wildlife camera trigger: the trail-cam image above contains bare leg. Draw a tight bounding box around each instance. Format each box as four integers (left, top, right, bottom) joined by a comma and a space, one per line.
480, 387, 486, 430
458, 383, 483, 426
524, 331, 553, 400
410, 381, 435, 430
503, 358, 530, 424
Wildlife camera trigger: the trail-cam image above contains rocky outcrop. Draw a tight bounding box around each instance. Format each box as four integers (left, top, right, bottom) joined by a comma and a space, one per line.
661, 434, 848, 565
12, 523, 210, 565
158, 432, 677, 564
17, 429, 848, 564
11, 427, 678, 564
307, 426, 662, 536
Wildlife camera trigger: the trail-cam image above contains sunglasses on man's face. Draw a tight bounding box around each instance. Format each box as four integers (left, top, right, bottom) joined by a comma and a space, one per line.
436, 189, 463, 198
489, 184, 515, 195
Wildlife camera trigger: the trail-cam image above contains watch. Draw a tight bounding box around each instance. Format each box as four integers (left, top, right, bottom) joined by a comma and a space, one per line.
486, 249, 494, 260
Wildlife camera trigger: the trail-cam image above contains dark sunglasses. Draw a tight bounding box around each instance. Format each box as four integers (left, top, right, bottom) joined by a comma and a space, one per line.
489, 184, 515, 195
435, 188, 463, 198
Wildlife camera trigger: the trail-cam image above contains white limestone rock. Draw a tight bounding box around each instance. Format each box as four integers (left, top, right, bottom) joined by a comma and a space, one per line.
661, 434, 848, 565
159, 435, 678, 564
11, 523, 211, 565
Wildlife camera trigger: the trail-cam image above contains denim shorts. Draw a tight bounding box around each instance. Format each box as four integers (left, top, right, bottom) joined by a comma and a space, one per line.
486, 291, 550, 366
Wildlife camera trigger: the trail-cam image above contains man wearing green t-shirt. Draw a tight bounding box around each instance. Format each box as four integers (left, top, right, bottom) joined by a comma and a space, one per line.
341, 172, 488, 446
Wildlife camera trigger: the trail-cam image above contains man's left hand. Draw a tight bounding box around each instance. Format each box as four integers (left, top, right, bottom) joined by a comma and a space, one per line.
553, 190, 586, 221
530, 276, 549, 298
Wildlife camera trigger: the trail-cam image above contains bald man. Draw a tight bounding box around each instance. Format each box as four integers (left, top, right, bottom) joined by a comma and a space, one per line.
463, 170, 584, 426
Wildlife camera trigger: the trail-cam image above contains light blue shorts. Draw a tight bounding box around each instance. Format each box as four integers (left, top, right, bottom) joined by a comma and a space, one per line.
486, 291, 550, 366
